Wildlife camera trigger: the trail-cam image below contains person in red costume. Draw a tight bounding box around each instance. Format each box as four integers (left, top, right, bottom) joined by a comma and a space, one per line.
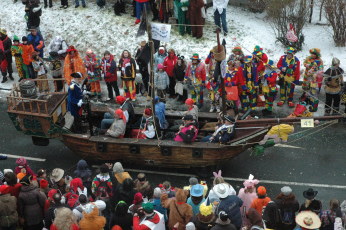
163, 48, 178, 97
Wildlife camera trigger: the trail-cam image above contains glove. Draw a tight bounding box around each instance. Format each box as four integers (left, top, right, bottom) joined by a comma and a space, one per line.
77, 99, 83, 107
61, 196, 66, 204
82, 90, 88, 95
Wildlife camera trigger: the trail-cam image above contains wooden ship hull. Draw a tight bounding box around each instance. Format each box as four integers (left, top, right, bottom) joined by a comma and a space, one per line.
62, 126, 269, 168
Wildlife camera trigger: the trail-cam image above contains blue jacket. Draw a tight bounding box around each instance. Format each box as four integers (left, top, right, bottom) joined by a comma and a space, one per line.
215, 195, 243, 229
152, 198, 168, 222
27, 32, 44, 57
155, 101, 167, 129
67, 81, 83, 117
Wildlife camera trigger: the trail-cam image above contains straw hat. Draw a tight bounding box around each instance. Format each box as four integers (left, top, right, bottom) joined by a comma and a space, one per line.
295, 211, 321, 229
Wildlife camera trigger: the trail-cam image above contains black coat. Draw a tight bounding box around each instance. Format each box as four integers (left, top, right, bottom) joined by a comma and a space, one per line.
173, 64, 186, 81
111, 184, 136, 210
135, 44, 150, 67
27, 4, 42, 28
1, 36, 12, 63
109, 212, 133, 230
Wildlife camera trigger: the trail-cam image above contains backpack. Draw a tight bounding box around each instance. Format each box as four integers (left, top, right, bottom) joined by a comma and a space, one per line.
281, 209, 294, 225
262, 201, 282, 229
96, 180, 111, 201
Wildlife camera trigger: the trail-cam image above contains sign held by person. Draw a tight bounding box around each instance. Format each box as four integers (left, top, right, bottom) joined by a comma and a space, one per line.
151, 23, 171, 42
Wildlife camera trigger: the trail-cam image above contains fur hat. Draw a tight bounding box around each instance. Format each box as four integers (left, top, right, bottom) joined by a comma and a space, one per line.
295, 211, 321, 229
113, 162, 124, 173
50, 168, 64, 183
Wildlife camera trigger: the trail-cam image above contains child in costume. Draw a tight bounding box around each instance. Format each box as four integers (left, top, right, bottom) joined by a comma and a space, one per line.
11, 35, 25, 81
84, 49, 102, 100
303, 48, 323, 92
261, 60, 278, 116
205, 50, 221, 112
241, 55, 258, 111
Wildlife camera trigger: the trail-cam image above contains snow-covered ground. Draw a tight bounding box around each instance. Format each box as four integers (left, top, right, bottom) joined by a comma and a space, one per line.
1, 0, 345, 113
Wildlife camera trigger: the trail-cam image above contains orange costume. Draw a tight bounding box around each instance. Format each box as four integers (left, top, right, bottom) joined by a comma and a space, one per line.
64, 46, 86, 85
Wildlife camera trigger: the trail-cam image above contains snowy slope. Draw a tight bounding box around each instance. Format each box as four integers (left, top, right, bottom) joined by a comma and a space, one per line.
1, 0, 346, 100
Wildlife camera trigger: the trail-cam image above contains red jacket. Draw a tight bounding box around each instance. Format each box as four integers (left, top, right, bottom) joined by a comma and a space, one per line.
133, 213, 161, 230
163, 55, 178, 77
264, 71, 278, 87
102, 55, 117, 82
255, 53, 268, 74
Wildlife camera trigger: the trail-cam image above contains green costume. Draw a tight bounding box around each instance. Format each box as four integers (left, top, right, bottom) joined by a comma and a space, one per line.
175, 0, 190, 35
11, 36, 26, 79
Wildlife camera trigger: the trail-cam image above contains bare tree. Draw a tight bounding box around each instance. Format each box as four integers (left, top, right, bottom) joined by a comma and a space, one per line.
309, 0, 314, 23
248, 0, 268, 13
267, 0, 309, 51
325, 0, 346, 46
319, 0, 326, 21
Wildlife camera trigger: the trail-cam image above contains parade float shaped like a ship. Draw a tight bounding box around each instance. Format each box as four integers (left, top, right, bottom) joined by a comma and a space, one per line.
7, 23, 344, 169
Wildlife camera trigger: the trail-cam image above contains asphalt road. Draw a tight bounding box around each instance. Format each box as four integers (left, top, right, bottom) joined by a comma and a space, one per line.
1, 100, 346, 209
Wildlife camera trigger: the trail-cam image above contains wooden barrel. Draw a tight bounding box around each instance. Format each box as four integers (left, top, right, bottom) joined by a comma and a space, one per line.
19, 80, 37, 98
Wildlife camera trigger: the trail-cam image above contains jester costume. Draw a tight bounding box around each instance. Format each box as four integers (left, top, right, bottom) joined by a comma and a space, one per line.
252, 45, 268, 76
303, 48, 324, 95
185, 53, 206, 108
224, 65, 246, 102
241, 56, 258, 111
84, 50, 102, 98
119, 54, 137, 100
262, 60, 278, 114
11, 36, 25, 80
205, 51, 220, 112
277, 47, 300, 107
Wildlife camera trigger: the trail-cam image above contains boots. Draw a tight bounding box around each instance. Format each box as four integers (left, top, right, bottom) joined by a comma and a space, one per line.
216, 105, 221, 113
332, 107, 340, 115
209, 105, 215, 113
8, 73, 14, 81
1, 76, 7, 83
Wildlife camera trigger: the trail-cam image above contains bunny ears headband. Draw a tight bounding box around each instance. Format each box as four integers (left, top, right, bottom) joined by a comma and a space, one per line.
213, 170, 222, 178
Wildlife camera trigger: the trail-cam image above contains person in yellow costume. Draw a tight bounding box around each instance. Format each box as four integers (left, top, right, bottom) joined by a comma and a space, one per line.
259, 124, 294, 145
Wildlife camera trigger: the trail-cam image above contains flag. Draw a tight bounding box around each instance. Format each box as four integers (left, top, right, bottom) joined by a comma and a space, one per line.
151, 22, 171, 42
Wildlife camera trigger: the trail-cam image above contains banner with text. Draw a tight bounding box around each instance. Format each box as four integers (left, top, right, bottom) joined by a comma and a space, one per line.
151, 23, 171, 42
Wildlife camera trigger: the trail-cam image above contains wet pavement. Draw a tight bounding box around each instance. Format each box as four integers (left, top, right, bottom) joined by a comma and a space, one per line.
1, 99, 346, 209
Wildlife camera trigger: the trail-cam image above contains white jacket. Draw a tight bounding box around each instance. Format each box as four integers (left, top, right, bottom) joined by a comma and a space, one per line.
213, 0, 229, 14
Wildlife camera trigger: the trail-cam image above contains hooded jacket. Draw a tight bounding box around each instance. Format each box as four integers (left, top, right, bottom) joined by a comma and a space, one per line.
0, 193, 18, 228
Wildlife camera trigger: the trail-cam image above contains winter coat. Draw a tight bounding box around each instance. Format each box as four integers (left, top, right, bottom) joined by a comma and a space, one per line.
84, 54, 102, 82
152, 198, 168, 222
27, 32, 44, 54
277, 55, 300, 81
44, 202, 70, 228
155, 71, 170, 90
111, 184, 137, 208
174, 122, 198, 142
107, 118, 126, 138
191, 214, 215, 230
275, 197, 299, 229
119, 57, 136, 81
215, 195, 243, 229
154, 52, 167, 72
0, 193, 18, 228
299, 199, 322, 214
134, 180, 152, 199
120, 99, 135, 123
210, 218, 237, 230
184, 105, 199, 121
155, 101, 167, 129
323, 66, 344, 94
102, 55, 117, 82
7, 183, 22, 198
1, 36, 12, 63
133, 211, 165, 230
211, 124, 236, 144
21, 44, 35, 65
27, 4, 42, 28
18, 184, 46, 226
110, 212, 133, 230
212, 0, 229, 14
74, 159, 92, 188
91, 174, 113, 199
250, 196, 271, 214
163, 55, 178, 77
47, 36, 68, 57
67, 80, 83, 117
135, 45, 150, 67
187, 197, 205, 215
174, 63, 186, 81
